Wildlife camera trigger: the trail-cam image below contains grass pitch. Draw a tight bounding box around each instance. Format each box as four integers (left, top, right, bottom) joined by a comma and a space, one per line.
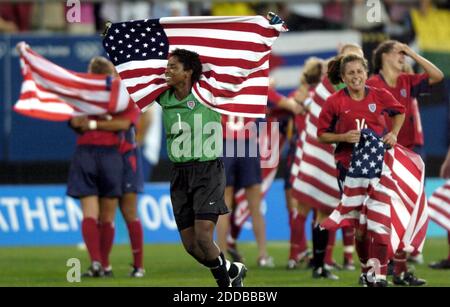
0, 238, 448, 287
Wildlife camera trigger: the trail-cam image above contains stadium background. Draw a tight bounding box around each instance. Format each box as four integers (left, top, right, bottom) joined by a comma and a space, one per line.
0, 1, 449, 253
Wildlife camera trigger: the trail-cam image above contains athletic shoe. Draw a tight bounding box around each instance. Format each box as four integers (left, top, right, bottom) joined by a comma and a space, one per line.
257, 256, 275, 268
130, 266, 146, 278
82, 261, 104, 278
393, 271, 426, 286
230, 262, 247, 287
368, 279, 388, 287
286, 259, 298, 270
103, 266, 114, 278
312, 267, 339, 280
343, 259, 356, 271
429, 259, 450, 269
358, 273, 369, 287
324, 261, 343, 271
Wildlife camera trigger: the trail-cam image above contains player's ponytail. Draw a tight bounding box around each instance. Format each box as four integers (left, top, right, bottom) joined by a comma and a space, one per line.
327, 55, 344, 85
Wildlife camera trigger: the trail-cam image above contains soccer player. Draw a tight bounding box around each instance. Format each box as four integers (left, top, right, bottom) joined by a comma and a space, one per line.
368, 40, 443, 285
67, 56, 139, 277
318, 53, 405, 286
150, 48, 246, 287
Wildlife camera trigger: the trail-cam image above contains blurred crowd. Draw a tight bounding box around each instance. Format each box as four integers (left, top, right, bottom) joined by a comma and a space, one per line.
0, 1, 449, 44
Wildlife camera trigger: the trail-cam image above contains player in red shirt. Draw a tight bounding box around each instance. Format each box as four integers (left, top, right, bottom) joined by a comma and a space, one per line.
368, 40, 444, 285
68, 57, 141, 277
317, 54, 405, 286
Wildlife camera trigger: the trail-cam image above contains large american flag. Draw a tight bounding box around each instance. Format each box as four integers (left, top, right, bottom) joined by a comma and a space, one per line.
321, 129, 429, 255
14, 43, 130, 121
428, 180, 450, 232
290, 77, 341, 212
102, 16, 286, 117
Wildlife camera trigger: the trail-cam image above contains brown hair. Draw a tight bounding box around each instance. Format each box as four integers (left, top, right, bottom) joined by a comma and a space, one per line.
88, 56, 114, 75
372, 40, 397, 74
301, 57, 323, 86
327, 54, 368, 84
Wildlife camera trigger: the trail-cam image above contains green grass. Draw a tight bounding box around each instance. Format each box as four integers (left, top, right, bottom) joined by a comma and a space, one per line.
0, 238, 448, 287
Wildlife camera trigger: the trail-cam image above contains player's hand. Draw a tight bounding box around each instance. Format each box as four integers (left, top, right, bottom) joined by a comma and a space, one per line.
16, 41, 29, 55
383, 132, 397, 148
343, 130, 361, 143
70, 116, 88, 128
267, 12, 284, 25
395, 42, 415, 58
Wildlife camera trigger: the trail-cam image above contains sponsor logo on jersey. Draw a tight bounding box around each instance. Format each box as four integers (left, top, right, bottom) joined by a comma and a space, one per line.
187, 100, 195, 109
368, 103, 376, 113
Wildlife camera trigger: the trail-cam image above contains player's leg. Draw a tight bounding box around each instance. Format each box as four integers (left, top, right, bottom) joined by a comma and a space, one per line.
342, 226, 356, 270
99, 197, 118, 276
120, 192, 145, 277
80, 196, 103, 277
312, 210, 338, 280
216, 186, 233, 257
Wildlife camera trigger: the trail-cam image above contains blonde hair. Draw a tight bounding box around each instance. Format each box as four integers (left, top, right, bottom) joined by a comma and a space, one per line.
88, 56, 114, 75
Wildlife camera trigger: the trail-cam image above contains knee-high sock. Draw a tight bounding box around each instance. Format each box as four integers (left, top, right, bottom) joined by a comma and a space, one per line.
342, 227, 355, 262
203, 252, 230, 287
289, 209, 306, 260
355, 237, 370, 273
82, 218, 101, 263
127, 220, 144, 268
100, 222, 115, 268
312, 224, 329, 269
324, 229, 336, 265
393, 250, 408, 275
369, 237, 388, 279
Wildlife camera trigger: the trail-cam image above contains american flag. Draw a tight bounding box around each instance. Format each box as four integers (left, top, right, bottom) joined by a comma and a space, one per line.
321, 129, 429, 255
428, 180, 450, 232
290, 77, 341, 212
14, 43, 130, 121
102, 16, 286, 117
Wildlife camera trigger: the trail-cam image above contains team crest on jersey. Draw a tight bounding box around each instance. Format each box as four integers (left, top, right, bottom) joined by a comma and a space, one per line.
187, 100, 195, 109
368, 103, 376, 113
400, 88, 407, 98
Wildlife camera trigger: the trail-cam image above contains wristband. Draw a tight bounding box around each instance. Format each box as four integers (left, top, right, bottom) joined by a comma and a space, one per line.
88, 120, 97, 130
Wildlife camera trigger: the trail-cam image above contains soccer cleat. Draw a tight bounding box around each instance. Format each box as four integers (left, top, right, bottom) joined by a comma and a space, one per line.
358, 273, 369, 287
129, 266, 145, 278
407, 253, 424, 264
324, 261, 343, 271
393, 271, 426, 286
103, 266, 114, 278
286, 259, 298, 270
82, 261, 104, 278
227, 243, 244, 263
429, 259, 450, 269
312, 267, 339, 280
343, 259, 356, 271
230, 262, 247, 287
296, 250, 312, 263
368, 279, 388, 287
257, 256, 275, 268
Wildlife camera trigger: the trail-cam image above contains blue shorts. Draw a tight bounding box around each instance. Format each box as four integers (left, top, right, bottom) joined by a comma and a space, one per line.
123, 147, 144, 194
222, 138, 262, 189
67, 145, 124, 198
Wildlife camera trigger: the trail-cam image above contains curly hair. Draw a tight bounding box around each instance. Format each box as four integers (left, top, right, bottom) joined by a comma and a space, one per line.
170, 49, 202, 83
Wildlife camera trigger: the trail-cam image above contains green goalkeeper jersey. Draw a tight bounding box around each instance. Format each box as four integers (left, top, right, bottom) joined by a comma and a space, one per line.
157, 90, 222, 163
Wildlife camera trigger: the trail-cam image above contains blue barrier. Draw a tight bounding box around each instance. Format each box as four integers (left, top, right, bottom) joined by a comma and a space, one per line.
0, 179, 446, 247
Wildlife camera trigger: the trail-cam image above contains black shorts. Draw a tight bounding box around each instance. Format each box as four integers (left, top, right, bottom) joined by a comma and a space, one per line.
170, 159, 229, 231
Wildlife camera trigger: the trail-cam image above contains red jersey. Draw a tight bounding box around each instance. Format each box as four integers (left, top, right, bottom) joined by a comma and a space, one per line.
77, 100, 140, 146
317, 86, 405, 168
366, 73, 429, 149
